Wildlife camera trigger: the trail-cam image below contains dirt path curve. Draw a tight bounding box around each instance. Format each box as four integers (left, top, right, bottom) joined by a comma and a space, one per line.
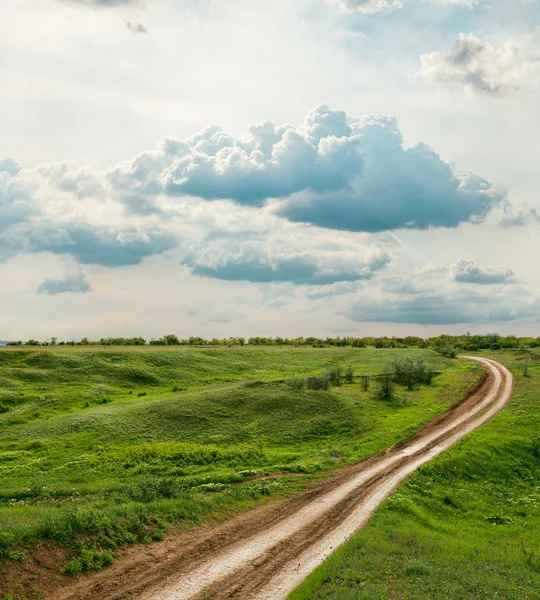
55, 357, 512, 600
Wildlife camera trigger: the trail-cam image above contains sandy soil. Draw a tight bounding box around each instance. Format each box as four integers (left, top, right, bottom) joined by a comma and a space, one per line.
48, 357, 511, 600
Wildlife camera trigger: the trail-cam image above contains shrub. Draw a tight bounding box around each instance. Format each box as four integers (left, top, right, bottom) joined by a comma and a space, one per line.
375, 376, 395, 401
0, 531, 15, 559
360, 375, 370, 391
435, 344, 457, 358
391, 357, 434, 390
287, 375, 306, 390
532, 437, 540, 460
306, 376, 329, 391
323, 367, 342, 386
126, 476, 182, 502
344, 365, 354, 383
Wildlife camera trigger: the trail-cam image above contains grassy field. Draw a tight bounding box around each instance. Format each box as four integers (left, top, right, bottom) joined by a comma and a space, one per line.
0, 346, 481, 595
288, 351, 540, 600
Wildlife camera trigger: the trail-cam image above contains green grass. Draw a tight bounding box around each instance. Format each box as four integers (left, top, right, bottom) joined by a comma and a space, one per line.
0, 347, 481, 593
288, 352, 540, 600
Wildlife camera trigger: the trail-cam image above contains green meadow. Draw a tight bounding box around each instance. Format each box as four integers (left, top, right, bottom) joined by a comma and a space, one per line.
289, 351, 540, 600
0, 346, 480, 584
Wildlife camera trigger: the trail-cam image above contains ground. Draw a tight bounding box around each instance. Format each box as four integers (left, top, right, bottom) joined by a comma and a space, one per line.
0, 346, 478, 599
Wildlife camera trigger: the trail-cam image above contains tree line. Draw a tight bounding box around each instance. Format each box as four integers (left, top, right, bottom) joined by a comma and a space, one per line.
3, 332, 540, 351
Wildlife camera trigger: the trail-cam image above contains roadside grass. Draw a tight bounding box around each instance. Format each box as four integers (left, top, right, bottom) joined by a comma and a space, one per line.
0, 347, 481, 596
288, 352, 540, 600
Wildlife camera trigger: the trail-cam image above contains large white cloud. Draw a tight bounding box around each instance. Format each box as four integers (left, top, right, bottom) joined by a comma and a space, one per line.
414, 32, 540, 97
105, 106, 504, 232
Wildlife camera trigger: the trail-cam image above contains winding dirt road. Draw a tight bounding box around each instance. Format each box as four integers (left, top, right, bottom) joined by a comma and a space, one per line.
56, 357, 512, 600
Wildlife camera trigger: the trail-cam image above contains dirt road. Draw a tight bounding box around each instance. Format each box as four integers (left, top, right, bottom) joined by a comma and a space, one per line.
56, 357, 512, 600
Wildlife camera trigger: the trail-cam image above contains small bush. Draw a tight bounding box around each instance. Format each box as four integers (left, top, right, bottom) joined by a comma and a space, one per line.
532, 437, 540, 459
324, 367, 342, 386
375, 376, 395, 401
435, 344, 457, 358
64, 549, 114, 575
287, 375, 306, 390
360, 375, 370, 391
306, 376, 329, 391
137, 392, 147, 397
0, 531, 15, 559
391, 357, 434, 390
406, 562, 430, 577
344, 365, 354, 383
126, 476, 182, 502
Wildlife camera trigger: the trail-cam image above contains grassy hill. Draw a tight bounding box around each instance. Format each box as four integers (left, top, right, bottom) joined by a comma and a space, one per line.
0, 346, 481, 597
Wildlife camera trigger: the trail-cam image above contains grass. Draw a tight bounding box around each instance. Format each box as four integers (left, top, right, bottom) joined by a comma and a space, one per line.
288, 351, 540, 600
0, 346, 481, 596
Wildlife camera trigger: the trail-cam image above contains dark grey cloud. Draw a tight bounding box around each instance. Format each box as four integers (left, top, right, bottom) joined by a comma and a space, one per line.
37, 273, 92, 295
449, 257, 514, 284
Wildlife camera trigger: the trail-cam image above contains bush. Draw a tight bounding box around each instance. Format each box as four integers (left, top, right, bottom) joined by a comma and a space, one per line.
287, 375, 306, 390
64, 549, 114, 575
323, 367, 342, 386
344, 365, 354, 383
434, 344, 457, 358
360, 375, 370, 391
306, 376, 329, 391
391, 357, 434, 390
375, 376, 395, 401
0, 531, 15, 559
126, 476, 182, 502
532, 437, 540, 460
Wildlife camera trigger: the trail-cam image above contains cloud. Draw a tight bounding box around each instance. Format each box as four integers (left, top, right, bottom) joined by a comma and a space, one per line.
37, 273, 92, 295
326, 0, 402, 14
414, 32, 540, 97
449, 257, 515, 284
106, 106, 502, 232
182, 230, 391, 285
0, 165, 36, 234
344, 262, 535, 325
0, 158, 21, 177
1, 221, 177, 266
346, 289, 537, 325
499, 207, 540, 227
127, 22, 148, 34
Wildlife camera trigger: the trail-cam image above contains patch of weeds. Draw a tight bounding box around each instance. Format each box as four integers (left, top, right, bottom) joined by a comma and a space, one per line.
64, 548, 114, 575
406, 562, 430, 577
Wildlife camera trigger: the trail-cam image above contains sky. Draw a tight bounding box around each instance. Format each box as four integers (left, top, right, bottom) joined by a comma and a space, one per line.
1, 0, 540, 341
